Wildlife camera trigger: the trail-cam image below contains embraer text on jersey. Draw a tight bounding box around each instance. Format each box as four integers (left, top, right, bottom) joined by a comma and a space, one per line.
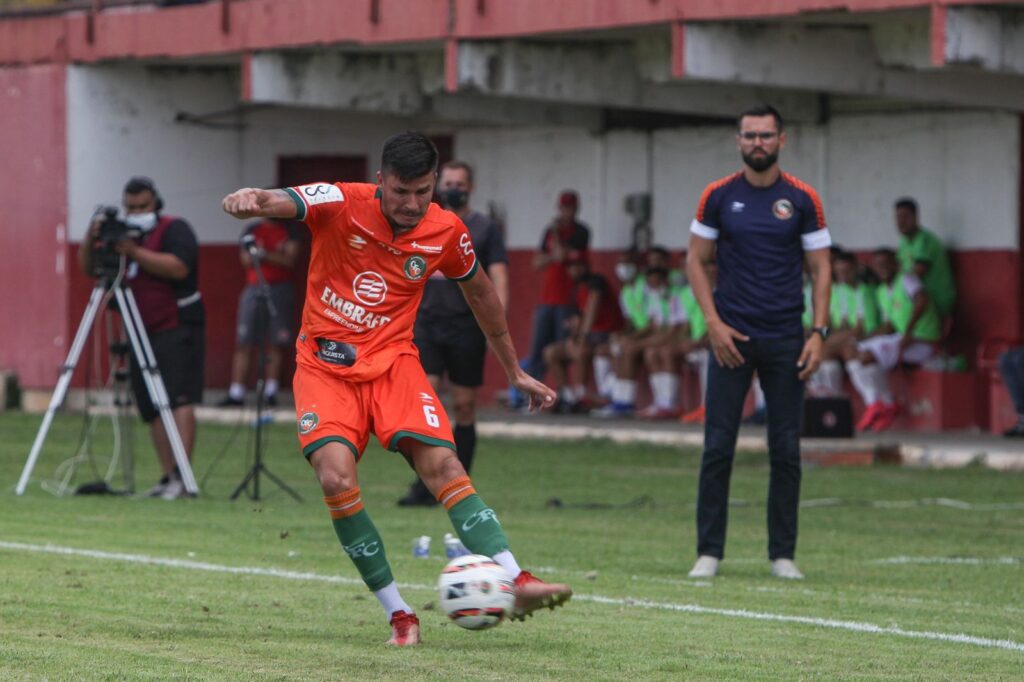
320, 286, 392, 331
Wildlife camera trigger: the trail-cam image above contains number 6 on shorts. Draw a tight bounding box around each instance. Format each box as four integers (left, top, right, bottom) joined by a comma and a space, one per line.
423, 404, 440, 428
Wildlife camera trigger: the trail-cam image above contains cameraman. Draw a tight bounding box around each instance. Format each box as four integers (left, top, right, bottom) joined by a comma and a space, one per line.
78, 176, 205, 500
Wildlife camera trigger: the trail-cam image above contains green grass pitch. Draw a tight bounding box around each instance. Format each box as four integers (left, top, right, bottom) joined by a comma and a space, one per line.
1, 411, 1022, 679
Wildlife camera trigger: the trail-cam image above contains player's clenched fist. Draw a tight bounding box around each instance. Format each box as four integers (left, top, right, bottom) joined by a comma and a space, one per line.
222, 188, 267, 219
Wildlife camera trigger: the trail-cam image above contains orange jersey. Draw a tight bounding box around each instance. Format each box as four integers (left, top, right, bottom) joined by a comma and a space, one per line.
285, 182, 478, 382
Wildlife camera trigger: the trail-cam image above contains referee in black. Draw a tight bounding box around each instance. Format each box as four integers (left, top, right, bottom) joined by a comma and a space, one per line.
397, 160, 510, 507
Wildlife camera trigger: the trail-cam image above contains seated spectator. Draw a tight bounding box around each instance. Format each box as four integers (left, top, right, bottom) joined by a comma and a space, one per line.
895, 197, 956, 318
843, 248, 942, 432
676, 260, 717, 424
998, 347, 1024, 437
807, 250, 878, 398
543, 251, 624, 413
594, 266, 682, 417
644, 245, 686, 289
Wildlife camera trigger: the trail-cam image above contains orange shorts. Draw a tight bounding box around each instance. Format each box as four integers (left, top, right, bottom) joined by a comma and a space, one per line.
294, 353, 455, 461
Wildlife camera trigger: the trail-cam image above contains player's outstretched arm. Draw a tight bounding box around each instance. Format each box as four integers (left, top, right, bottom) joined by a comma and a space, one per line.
459, 268, 556, 411
222, 188, 298, 220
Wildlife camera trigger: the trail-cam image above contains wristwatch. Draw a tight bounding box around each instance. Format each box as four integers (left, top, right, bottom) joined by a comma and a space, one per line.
811, 326, 830, 340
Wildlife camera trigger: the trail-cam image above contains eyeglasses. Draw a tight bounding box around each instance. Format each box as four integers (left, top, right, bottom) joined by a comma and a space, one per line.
739, 131, 778, 142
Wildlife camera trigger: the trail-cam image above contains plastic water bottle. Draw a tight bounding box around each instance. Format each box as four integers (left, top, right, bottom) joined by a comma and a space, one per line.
444, 533, 469, 559
412, 535, 431, 558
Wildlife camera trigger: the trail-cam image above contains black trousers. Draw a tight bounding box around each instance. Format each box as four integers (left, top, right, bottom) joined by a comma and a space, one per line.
696, 335, 804, 560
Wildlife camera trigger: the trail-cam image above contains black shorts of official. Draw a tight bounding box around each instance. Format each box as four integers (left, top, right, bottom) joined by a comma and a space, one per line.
236, 282, 294, 347
131, 323, 205, 423
413, 315, 487, 388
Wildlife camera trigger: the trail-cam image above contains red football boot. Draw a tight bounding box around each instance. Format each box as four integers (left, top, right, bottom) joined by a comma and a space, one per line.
870, 403, 899, 432
387, 610, 421, 646
510, 571, 573, 621
855, 402, 884, 431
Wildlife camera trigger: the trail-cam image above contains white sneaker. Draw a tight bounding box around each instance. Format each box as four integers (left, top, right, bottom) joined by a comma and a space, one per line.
160, 477, 185, 500
688, 555, 719, 578
145, 476, 170, 498
771, 558, 804, 580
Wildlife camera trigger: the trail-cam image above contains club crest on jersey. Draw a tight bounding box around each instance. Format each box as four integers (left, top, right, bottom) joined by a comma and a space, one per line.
404, 256, 427, 280
772, 199, 794, 220
298, 412, 318, 435
352, 271, 387, 306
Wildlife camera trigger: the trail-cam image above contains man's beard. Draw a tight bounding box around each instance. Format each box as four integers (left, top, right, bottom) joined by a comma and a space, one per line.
742, 150, 778, 173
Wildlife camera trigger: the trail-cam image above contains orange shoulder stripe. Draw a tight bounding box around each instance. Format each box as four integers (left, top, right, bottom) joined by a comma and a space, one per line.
696, 172, 742, 222
782, 173, 827, 229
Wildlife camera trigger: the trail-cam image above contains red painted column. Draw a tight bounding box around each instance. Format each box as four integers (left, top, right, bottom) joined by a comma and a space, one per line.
0, 64, 69, 389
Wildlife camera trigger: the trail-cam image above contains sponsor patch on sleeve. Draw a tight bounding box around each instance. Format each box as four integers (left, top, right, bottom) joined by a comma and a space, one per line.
297, 183, 345, 207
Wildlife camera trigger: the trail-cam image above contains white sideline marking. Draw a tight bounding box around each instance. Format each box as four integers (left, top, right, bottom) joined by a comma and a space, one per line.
575, 595, 1024, 653
2, 541, 1023, 654
801, 497, 1024, 511
873, 556, 1022, 566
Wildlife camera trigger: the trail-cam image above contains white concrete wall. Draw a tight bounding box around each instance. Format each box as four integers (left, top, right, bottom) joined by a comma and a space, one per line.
68, 64, 422, 244
458, 111, 1019, 252
69, 67, 1018, 253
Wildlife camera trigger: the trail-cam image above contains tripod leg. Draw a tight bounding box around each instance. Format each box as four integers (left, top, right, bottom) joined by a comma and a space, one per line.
114, 287, 200, 496
17, 284, 109, 495
258, 465, 303, 502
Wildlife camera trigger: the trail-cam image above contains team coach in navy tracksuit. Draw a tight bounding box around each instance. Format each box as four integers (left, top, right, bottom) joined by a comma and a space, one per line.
685, 105, 832, 580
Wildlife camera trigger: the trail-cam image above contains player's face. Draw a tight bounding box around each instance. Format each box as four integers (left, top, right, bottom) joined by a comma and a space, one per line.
834, 260, 856, 285
895, 206, 917, 236
377, 170, 436, 230
871, 253, 897, 283
737, 115, 785, 172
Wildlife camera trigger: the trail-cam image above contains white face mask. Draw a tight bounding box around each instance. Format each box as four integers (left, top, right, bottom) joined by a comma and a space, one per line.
615, 263, 637, 282
125, 212, 158, 231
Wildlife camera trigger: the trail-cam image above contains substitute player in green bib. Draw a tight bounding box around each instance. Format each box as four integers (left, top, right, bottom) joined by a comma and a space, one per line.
895, 197, 956, 318
843, 248, 941, 431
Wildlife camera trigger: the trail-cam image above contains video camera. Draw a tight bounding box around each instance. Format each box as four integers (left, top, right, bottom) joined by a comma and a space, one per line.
88, 206, 142, 279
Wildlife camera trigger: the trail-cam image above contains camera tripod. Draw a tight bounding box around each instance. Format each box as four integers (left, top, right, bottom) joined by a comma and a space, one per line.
229, 237, 301, 503
16, 259, 199, 496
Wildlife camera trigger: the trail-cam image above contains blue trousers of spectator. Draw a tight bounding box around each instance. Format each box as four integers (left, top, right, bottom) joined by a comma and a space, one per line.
696, 335, 805, 560
521, 304, 577, 381
998, 348, 1024, 418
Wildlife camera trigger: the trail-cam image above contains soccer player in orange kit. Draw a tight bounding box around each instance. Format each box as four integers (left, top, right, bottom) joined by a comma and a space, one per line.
221, 132, 571, 646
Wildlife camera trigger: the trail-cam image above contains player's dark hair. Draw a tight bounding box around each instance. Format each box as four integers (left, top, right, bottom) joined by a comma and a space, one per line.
738, 104, 784, 132
872, 247, 897, 258
441, 160, 474, 185
648, 245, 670, 259
381, 132, 438, 181
833, 250, 857, 265
894, 197, 918, 215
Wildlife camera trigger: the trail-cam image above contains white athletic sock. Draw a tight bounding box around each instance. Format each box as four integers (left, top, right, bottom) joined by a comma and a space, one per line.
664, 373, 680, 409
648, 373, 664, 408
264, 379, 279, 397
228, 382, 245, 400
571, 384, 586, 401
594, 357, 614, 397
846, 360, 876, 405
752, 378, 766, 410
871, 364, 893, 404
819, 360, 844, 397
492, 550, 522, 579
373, 581, 413, 619
690, 351, 709, 402
613, 378, 637, 406
559, 386, 576, 403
